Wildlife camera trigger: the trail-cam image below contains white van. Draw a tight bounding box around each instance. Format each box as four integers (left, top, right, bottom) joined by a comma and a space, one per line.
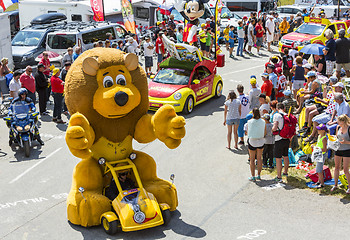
46, 22, 127, 55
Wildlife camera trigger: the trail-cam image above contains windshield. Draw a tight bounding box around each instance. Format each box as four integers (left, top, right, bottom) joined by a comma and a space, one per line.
13, 102, 30, 116
153, 68, 190, 85
12, 30, 45, 47
295, 23, 325, 35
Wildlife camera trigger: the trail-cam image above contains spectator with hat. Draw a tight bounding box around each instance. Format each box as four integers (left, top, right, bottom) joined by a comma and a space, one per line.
51, 68, 65, 124
275, 67, 287, 101
260, 72, 272, 97
282, 90, 297, 115
266, 64, 277, 100
143, 36, 154, 77
198, 24, 208, 56
335, 29, 350, 79
249, 77, 261, 110
304, 83, 345, 141
205, 18, 211, 29
295, 71, 322, 114
19, 66, 36, 103
35, 63, 49, 115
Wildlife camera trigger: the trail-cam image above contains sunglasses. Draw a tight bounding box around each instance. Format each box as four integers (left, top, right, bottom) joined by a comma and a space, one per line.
119, 172, 128, 177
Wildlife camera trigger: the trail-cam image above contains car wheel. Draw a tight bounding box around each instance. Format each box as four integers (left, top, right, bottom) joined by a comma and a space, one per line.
101, 216, 119, 235
214, 81, 223, 98
183, 96, 194, 114
161, 209, 171, 226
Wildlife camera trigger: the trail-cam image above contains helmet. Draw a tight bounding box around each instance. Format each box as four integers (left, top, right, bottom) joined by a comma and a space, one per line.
201, 23, 206, 28
18, 88, 28, 96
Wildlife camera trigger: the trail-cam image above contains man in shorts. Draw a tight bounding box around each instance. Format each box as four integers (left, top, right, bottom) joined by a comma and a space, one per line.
335, 29, 350, 78
255, 18, 264, 55
272, 103, 290, 182
247, 19, 255, 55
143, 37, 154, 76
228, 25, 236, 57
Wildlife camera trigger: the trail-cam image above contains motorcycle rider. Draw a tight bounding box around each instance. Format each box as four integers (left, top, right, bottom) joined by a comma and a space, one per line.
7, 88, 44, 146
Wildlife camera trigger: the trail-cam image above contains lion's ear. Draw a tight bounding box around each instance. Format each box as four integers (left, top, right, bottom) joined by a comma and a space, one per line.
82, 57, 99, 76
124, 53, 138, 71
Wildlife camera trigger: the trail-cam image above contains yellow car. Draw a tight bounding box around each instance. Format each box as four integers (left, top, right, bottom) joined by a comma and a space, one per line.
98, 156, 172, 234
279, 17, 350, 52
148, 57, 223, 114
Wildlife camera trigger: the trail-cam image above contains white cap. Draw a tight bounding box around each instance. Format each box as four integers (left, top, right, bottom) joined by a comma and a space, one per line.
333, 82, 344, 88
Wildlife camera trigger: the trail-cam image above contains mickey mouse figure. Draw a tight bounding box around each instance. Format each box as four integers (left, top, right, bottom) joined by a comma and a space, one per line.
174, 0, 209, 44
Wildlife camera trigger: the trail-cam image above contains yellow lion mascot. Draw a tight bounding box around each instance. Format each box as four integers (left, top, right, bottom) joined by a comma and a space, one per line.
64, 48, 186, 227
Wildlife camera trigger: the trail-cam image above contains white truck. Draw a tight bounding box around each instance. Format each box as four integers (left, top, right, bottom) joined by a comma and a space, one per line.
0, 13, 14, 70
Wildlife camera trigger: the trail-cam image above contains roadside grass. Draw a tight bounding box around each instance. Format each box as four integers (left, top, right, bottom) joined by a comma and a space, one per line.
261, 158, 350, 200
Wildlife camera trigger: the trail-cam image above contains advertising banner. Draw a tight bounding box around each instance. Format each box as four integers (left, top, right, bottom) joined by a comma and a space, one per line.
121, 0, 136, 34
90, 0, 104, 21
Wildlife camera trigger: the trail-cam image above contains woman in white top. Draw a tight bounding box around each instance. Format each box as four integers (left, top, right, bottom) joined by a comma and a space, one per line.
224, 91, 242, 149
244, 108, 266, 181
259, 93, 270, 116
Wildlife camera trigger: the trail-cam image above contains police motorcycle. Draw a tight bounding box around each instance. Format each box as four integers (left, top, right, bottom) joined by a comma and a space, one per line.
3, 89, 43, 157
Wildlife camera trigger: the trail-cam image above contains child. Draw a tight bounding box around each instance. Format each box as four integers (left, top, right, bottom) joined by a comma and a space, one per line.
262, 114, 274, 168
275, 67, 287, 102
224, 91, 242, 149
249, 77, 261, 110
312, 124, 328, 188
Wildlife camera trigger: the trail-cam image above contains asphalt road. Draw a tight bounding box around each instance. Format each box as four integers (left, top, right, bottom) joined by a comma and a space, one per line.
0, 46, 349, 240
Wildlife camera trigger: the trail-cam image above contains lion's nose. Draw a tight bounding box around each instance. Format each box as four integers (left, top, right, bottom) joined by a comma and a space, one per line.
114, 91, 129, 106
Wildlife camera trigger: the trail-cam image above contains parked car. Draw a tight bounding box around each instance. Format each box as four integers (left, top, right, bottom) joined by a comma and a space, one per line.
11, 13, 67, 69
46, 22, 127, 55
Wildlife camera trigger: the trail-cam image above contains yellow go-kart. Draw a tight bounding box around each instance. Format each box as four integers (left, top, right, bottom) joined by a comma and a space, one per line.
93, 156, 173, 235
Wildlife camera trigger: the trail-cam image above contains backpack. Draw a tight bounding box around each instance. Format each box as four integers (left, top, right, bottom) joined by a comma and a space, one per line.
273, 113, 297, 139
305, 166, 332, 183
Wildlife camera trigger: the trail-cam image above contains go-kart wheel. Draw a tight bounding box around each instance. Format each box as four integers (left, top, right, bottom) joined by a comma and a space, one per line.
183, 96, 194, 114
23, 140, 30, 157
101, 216, 119, 235
214, 81, 223, 98
161, 209, 171, 226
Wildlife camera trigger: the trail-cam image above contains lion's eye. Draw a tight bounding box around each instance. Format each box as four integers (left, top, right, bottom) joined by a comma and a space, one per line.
103, 76, 114, 88
116, 75, 126, 86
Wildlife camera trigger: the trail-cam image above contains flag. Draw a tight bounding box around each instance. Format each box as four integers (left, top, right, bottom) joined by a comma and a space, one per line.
121, 0, 136, 34
214, 0, 223, 57
159, 4, 173, 15
90, 0, 104, 21
0, 0, 18, 11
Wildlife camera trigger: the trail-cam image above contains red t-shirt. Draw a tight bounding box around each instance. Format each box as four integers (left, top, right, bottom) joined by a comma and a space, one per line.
51, 75, 64, 93
276, 75, 287, 98
155, 37, 164, 54
261, 80, 273, 97
255, 23, 264, 38
39, 58, 51, 76
19, 73, 35, 93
